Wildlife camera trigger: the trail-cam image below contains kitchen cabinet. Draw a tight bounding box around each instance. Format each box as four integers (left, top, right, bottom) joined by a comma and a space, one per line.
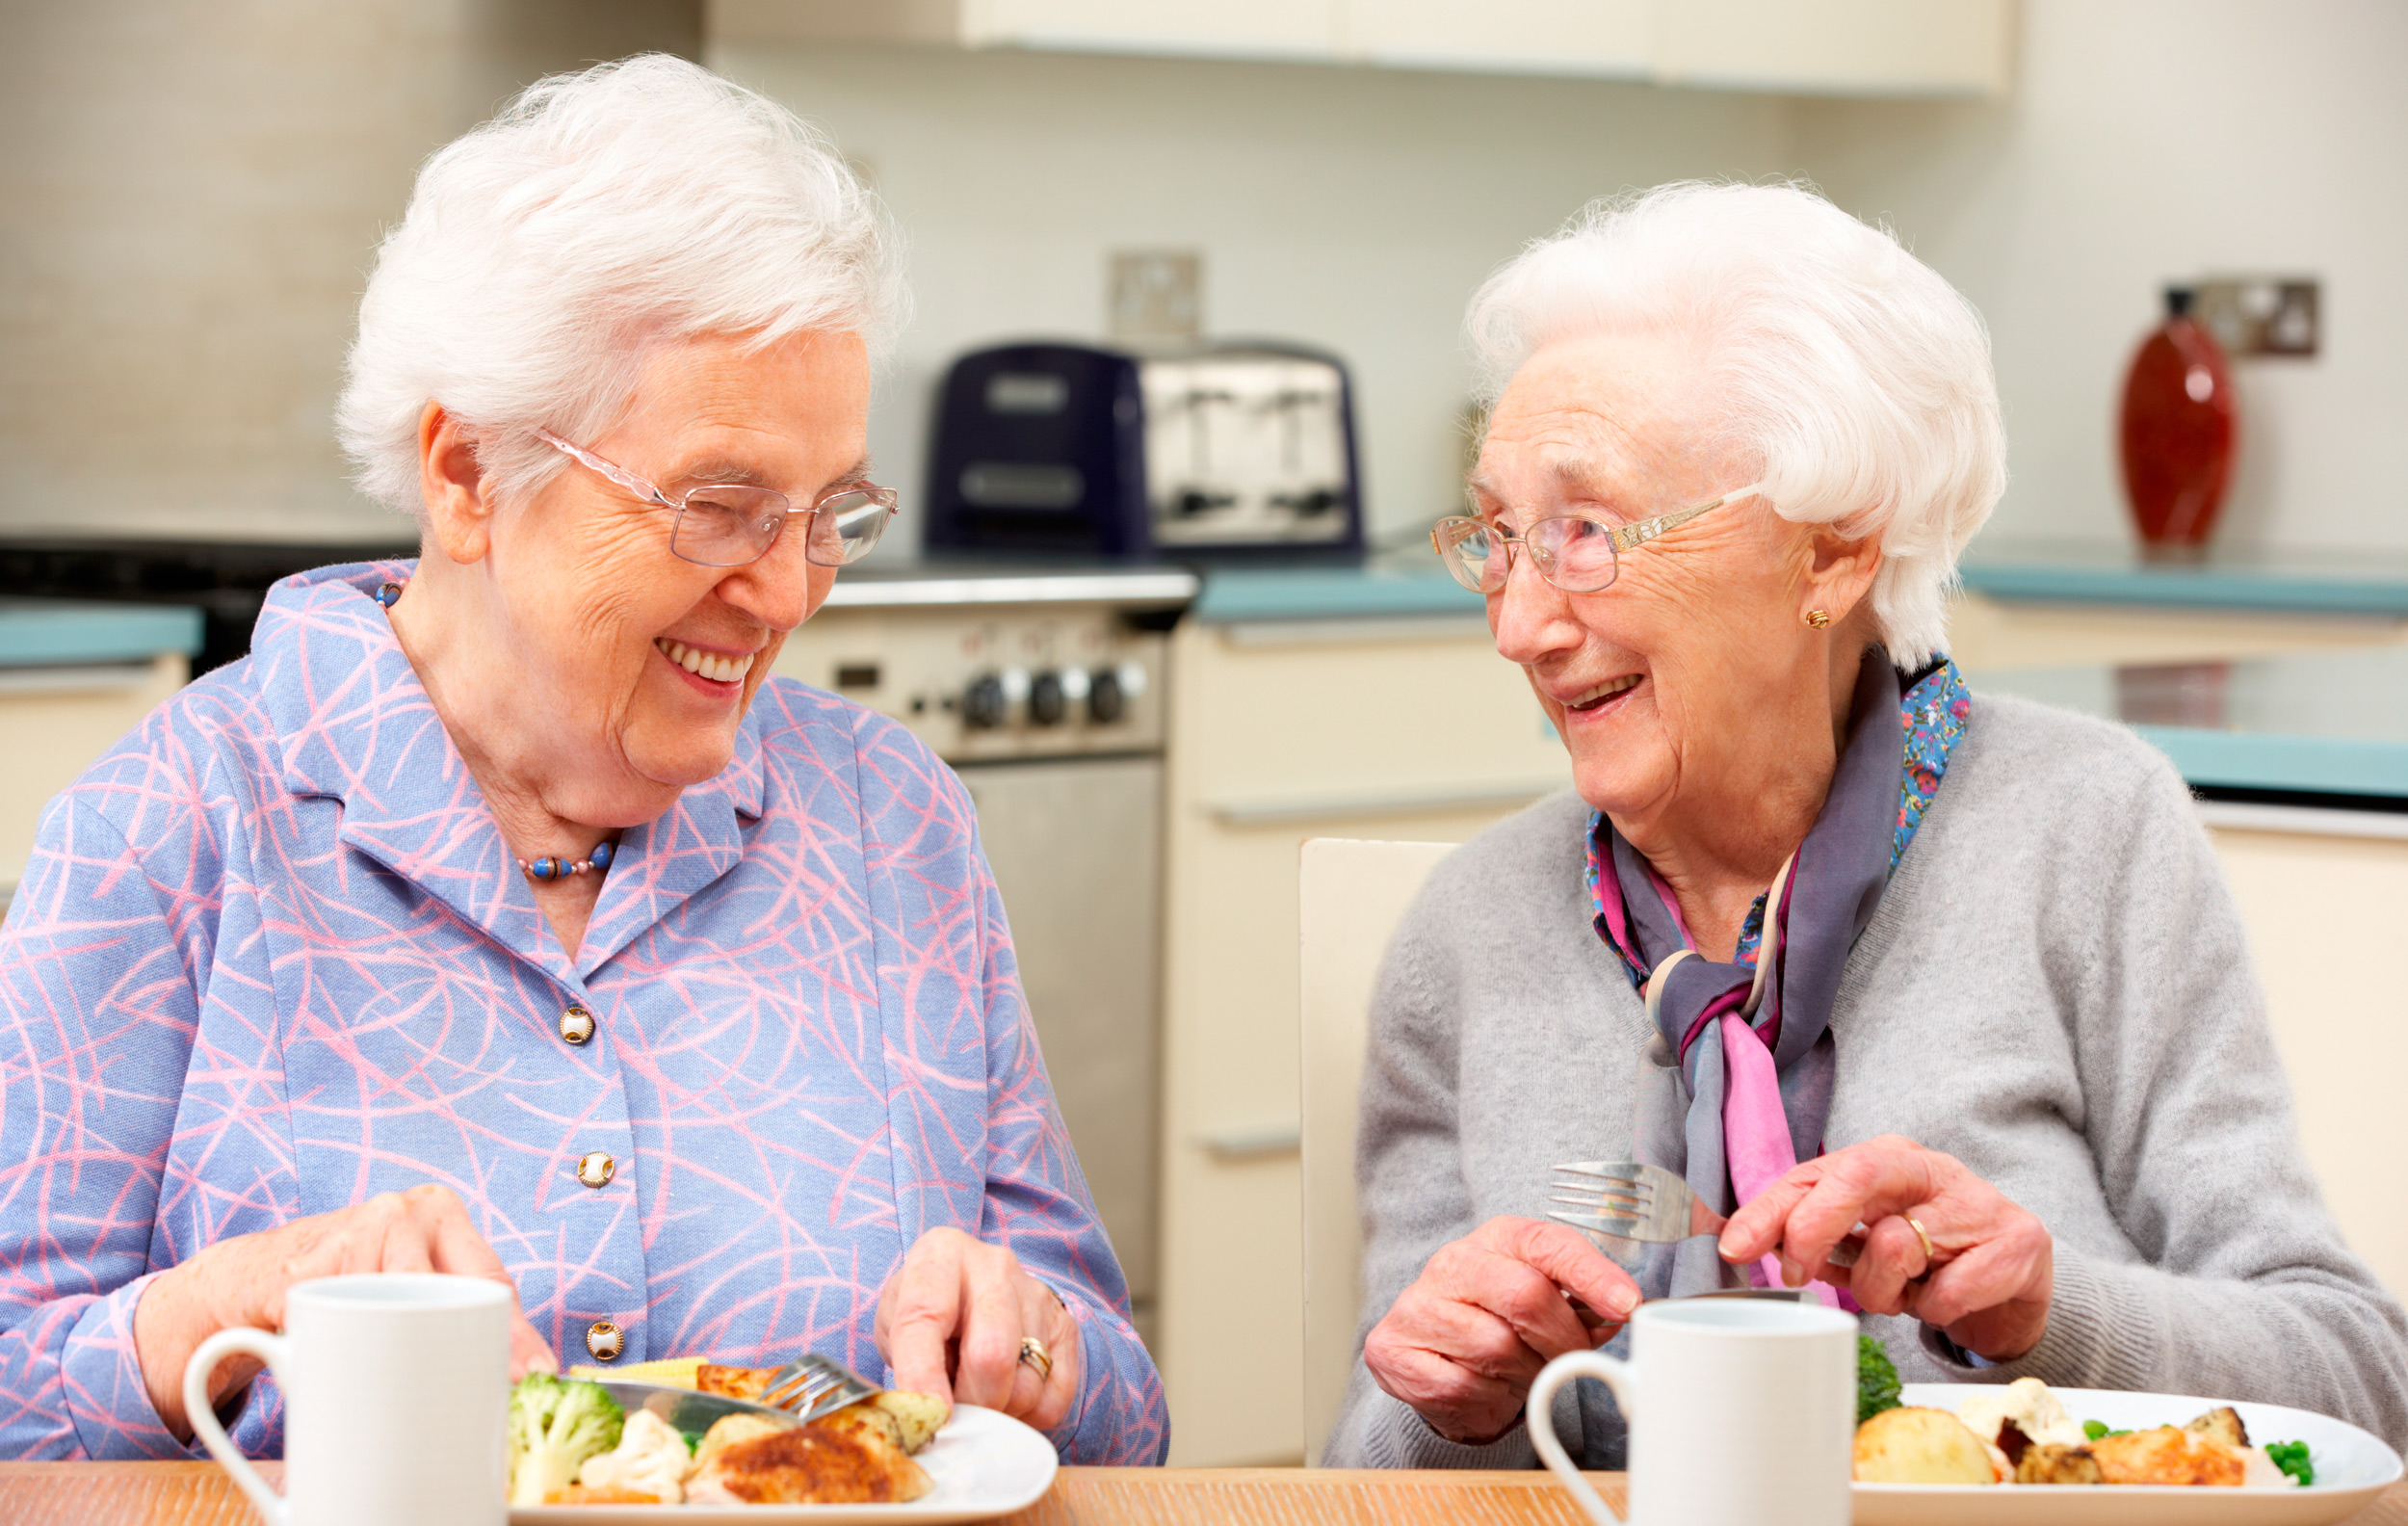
0, 601, 203, 911
1155, 609, 1568, 1465
709, 0, 2017, 98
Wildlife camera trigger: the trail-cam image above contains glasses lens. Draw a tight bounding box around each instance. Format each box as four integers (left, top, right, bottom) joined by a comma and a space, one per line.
671, 487, 788, 567
1434, 518, 1505, 592
1531, 515, 1619, 592
804, 489, 896, 566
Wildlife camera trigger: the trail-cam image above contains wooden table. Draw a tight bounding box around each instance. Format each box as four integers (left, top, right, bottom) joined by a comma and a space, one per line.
3, 1465, 2404, 1524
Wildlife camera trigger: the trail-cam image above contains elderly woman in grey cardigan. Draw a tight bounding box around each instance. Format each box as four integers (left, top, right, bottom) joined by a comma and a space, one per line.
1325, 181, 2408, 1469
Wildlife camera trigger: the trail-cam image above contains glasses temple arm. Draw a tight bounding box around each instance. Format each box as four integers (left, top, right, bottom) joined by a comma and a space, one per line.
536, 428, 676, 510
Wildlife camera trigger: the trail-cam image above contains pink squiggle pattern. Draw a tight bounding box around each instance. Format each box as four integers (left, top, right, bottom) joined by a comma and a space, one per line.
0, 562, 1168, 1464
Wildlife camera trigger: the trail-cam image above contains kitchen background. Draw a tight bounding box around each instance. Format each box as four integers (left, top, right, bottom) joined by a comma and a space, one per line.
6, 0, 2407, 1474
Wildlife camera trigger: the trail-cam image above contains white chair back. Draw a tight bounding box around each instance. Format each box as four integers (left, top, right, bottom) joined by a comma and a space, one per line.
1297, 836, 1457, 1464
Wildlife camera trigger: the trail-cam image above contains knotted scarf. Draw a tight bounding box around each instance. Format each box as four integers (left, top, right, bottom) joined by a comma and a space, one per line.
1587, 656, 1970, 1299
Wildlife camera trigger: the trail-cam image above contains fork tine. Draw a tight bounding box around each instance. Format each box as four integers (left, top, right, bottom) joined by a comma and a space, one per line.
1549, 1186, 1649, 1212
1550, 1175, 1649, 1198
1548, 1195, 1647, 1216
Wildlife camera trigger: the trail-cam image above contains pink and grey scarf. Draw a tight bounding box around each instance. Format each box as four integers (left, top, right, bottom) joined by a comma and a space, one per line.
1585, 656, 1971, 1299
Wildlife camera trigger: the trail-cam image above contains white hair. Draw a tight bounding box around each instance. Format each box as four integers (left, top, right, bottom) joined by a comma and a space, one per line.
1466, 181, 2004, 666
338, 55, 904, 516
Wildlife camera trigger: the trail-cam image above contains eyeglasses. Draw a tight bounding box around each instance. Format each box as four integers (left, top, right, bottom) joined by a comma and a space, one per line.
1429, 483, 1766, 595
537, 428, 899, 569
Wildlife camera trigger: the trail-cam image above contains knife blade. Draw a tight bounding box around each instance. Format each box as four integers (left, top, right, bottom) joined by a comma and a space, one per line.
598, 1381, 799, 1437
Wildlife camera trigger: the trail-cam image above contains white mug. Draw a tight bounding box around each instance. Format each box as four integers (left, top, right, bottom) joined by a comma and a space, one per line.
184, 1272, 512, 1526
1528, 1298, 1856, 1526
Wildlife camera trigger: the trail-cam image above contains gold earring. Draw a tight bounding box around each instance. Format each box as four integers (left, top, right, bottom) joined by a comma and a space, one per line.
1805, 609, 1832, 629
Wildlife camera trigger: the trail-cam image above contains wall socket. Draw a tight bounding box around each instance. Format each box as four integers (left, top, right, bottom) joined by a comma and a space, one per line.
1109, 250, 1202, 346
2189, 277, 2319, 357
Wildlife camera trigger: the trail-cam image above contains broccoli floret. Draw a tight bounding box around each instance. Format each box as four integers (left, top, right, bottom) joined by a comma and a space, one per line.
507, 1372, 626, 1506
2082, 1419, 2132, 1440
1856, 1334, 1902, 1426
2266, 1439, 2314, 1486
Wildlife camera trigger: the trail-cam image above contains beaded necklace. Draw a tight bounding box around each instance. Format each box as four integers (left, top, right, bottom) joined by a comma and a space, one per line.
373, 578, 620, 886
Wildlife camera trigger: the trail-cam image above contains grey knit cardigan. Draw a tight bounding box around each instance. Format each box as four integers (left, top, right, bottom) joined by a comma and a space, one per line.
1323, 693, 2408, 1469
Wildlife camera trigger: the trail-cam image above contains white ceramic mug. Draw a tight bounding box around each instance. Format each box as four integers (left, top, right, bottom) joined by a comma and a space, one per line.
183, 1272, 512, 1526
1528, 1298, 1856, 1526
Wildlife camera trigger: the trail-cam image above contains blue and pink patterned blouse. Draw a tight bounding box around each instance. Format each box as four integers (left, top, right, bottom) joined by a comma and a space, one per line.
0, 562, 1168, 1463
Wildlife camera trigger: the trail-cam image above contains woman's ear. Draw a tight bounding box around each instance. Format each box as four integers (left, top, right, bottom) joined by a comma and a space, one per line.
1802, 519, 1884, 626
417, 402, 494, 566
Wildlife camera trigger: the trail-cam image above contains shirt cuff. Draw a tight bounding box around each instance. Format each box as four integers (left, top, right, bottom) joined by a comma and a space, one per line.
65, 1275, 210, 1460
1356, 1388, 1540, 1470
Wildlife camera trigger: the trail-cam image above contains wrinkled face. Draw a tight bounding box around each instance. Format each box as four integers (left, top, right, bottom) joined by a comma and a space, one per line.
1476, 329, 1827, 823
479, 328, 870, 806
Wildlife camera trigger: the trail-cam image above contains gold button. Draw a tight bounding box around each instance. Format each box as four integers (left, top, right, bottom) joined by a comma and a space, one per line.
559, 1006, 595, 1045
576, 1151, 615, 1189
585, 1321, 623, 1361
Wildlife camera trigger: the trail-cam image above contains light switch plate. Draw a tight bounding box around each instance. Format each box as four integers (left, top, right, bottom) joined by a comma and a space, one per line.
2190, 277, 2319, 357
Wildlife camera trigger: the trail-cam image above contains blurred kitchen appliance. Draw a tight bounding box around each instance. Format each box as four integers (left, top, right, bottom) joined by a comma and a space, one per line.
924, 341, 1364, 562
771, 566, 1194, 1347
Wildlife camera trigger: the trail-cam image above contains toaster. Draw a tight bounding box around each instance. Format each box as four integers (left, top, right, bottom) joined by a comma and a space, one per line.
923, 340, 1364, 561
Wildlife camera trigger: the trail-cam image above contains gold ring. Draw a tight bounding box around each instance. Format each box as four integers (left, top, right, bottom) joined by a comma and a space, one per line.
1905, 1214, 1936, 1268
1017, 1335, 1053, 1381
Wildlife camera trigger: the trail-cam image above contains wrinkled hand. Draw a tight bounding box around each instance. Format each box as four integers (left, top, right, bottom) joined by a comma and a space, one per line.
1718, 1134, 2054, 1361
875, 1227, 1080, 1432
1364, 1216, 1640, 1446
135, 1184, 555, 1441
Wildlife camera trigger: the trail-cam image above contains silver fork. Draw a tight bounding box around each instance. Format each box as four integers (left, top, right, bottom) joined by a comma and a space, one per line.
1548, 1159, 1865, 1266
755, 1352, 882, 1422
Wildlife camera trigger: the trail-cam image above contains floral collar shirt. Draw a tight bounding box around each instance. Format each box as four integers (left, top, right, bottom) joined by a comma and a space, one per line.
0, 563, 1167, 1463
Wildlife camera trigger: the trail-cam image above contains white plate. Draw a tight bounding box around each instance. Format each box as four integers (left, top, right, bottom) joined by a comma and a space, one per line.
1850, 1384, 2402, 1526
508, 1405, 1059, 1525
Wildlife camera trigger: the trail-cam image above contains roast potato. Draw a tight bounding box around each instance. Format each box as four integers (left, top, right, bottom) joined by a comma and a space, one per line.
2015, 1443, 2107, 1485
1854, 1407, 2001, 1484
2186, 1407, 2251, 1449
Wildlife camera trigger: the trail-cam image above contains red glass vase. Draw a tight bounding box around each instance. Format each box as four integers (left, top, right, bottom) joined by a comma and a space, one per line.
2118, 287, 2237, 559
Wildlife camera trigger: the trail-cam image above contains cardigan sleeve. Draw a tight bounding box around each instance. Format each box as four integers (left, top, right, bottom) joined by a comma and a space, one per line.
1919, 744, 2408, 1449
0, 794, 215, 1459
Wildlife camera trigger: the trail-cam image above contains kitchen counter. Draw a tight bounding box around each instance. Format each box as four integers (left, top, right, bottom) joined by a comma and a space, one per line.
1974, 645, 2408, 809
0, 597, 203, 669
1960, 539, 2408, 616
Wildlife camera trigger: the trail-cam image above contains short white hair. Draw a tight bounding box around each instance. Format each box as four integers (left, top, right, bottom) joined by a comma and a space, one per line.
1466, 181, 2004, 666
338, 55, 903, 516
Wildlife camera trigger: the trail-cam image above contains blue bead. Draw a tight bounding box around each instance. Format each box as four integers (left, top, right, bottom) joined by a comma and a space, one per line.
589, 841, 614, 870
373, 582, 403, 608
531, 856, 559, 881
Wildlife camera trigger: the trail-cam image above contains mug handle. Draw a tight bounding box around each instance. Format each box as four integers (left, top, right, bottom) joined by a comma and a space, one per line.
1528, 1348, 1639, 1526
184, 1326, 289, 1526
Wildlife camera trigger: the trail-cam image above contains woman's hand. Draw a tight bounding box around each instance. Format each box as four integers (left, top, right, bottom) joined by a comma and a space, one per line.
133, 1184, 556, 1441
1718, 1134, 2054, 1361
1363, 1216, 1641, 1446
875, 1227, 1081, 1432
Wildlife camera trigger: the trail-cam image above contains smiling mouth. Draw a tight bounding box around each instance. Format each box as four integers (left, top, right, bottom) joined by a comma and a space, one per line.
1565, 673, 1641, 713
654, 637, 756, 685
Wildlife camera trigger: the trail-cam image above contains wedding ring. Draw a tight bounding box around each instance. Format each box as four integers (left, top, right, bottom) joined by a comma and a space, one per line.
1017, 1335, 1054, 1381
1905, 1214, 1937, 1268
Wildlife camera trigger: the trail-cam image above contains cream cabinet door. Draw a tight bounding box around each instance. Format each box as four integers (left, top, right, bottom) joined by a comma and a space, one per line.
0, 656, 189, 905
1155, 616, 1566, 1465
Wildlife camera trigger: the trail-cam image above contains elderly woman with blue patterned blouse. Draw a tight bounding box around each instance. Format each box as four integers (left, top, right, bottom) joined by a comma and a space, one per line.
0, 58, 1165, 1462
1324, 182, 2408, 1468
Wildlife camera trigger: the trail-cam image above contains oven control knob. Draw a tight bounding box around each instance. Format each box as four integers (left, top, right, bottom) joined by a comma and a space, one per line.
1028, 671, 1067, 725
1086, 668, 1125, 724
962, 673, 1008, 729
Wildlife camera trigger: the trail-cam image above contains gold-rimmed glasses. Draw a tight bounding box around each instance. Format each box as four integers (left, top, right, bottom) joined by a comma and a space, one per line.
1430, 483, 1766, 594
537, 428, 899, 569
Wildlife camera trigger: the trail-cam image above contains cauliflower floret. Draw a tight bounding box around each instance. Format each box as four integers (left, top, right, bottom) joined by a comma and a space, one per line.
576, 1409, 693, 1505
1957, 1377, 2084, 1450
